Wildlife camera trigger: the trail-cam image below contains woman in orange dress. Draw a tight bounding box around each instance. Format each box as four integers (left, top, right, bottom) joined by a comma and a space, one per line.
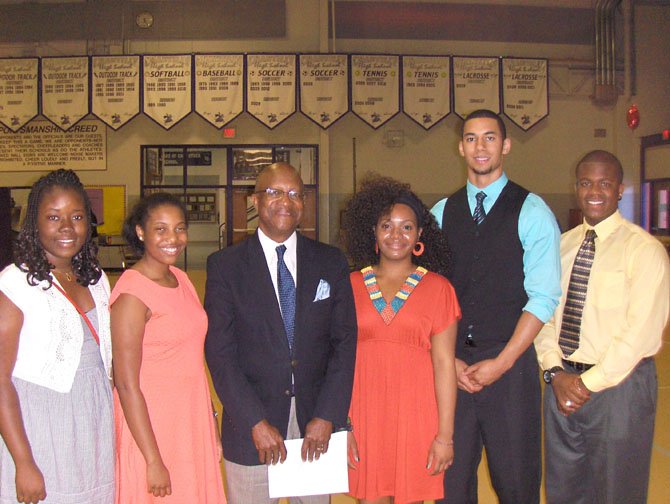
111, 193, 225, 503
342, 176, 460, 504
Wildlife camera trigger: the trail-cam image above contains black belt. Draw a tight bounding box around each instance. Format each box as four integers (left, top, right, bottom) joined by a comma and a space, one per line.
563, 356, 653, 373
562, 359, 594, 372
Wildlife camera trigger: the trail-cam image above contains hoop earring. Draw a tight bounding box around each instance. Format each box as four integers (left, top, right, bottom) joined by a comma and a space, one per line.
413, 241, 425, 257
375, 242, 379, 255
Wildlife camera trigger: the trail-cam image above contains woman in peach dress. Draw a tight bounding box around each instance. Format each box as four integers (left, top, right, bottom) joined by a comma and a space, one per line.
111, 193, 225, 503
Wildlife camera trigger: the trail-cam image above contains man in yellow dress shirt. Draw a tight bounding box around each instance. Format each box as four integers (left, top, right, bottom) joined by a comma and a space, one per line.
535, 150, 670, 503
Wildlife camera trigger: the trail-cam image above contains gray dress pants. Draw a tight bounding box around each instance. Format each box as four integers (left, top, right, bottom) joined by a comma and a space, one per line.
544, 358, 657, 504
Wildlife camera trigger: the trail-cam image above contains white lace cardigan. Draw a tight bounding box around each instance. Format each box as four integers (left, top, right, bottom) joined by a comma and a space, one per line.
0, 264, 112, 393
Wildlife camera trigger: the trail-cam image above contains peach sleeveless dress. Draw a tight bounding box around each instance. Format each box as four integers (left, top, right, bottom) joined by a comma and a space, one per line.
111, 267, 225, 503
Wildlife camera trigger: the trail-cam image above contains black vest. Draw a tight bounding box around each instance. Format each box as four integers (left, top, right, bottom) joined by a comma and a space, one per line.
442, 181, 529, 354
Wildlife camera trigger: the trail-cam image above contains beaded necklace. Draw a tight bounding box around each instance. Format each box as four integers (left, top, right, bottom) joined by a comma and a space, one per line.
361, 265, 427, 325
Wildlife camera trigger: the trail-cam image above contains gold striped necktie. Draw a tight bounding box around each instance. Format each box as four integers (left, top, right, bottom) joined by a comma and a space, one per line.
558, 229, 597, 356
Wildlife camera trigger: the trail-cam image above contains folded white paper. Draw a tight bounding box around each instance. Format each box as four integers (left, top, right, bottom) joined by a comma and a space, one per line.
267, 431, 349, 498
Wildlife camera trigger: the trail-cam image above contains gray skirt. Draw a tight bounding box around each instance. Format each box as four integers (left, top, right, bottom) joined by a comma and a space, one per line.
0, 311, 114, 504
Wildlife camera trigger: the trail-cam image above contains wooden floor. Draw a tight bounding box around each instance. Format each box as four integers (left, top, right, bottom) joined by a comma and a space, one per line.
112, 270, 670, 503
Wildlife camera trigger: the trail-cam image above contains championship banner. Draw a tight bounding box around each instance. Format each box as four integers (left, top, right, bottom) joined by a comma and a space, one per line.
502, 58, 548, 131
246, 54, 296, 129
402, 55, 451, 130
194, 54, 244, 128
0, 58, 39, 132
299, 54, 348, 129
143, 55, 192, 130
351, 55, 399, 129
41, 57, 89, 131
453, 57, 500, 119
0, 119, 106, 172
91, 56, 140, 130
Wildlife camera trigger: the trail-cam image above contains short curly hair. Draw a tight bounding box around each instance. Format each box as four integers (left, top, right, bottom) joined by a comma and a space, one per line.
14, 169, 102, 288
341, 175, 451, 276
123, 192, 188, 255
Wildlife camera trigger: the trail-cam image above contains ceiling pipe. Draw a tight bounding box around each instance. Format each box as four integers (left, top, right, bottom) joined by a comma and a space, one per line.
608, 0, 617, 88
593, 0, 620, 106
605, 0, 612, 87
623, 0, 633, 99
595, 0, 602, 87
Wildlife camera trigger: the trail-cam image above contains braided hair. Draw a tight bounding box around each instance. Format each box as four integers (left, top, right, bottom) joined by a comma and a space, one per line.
14, 169, 102, 287
341, 175, 452, 276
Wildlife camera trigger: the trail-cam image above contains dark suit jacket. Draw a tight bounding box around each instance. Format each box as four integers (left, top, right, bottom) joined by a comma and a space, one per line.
204, 231, 357, 466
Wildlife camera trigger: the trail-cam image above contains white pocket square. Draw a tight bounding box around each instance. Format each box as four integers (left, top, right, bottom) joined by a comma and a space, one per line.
313, 279, 331, 301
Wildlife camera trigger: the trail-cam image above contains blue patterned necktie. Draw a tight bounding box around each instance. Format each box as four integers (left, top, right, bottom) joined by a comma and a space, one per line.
473, 191, 487, 225
276, 245, 296, 352
558, 230, 597, 356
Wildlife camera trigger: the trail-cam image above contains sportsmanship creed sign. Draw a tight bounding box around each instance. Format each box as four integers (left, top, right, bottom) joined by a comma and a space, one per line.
143, 55, 192, 130
453, 57, 500, 119
0, 58, 39, 132
41, 57, 89, 131
351, 55, 400, 129
246, 54, 296, 129
299, 54, 349, 129
0, 119, 106, 172
402, 56, 451, 130
502, 58, 548, 131
91, 56, 140, 130
195, 54, 244, 129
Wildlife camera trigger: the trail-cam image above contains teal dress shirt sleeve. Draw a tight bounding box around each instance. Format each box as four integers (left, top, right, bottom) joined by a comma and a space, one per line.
518, 194, 562, 323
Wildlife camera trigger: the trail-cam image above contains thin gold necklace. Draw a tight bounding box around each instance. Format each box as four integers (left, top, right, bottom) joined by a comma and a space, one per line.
55, 269, 74, 282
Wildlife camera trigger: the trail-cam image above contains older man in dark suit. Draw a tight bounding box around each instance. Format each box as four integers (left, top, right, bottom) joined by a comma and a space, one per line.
205, 162, 357, 503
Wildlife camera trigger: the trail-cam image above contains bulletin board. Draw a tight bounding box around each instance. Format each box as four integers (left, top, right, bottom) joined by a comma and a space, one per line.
85, 185, 125, 236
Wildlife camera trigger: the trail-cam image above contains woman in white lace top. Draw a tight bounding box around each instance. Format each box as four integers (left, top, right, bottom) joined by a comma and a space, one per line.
0, 169, 114, 504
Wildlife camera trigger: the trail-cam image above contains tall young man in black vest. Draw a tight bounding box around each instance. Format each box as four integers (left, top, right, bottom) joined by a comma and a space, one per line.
430, 109, 561, 504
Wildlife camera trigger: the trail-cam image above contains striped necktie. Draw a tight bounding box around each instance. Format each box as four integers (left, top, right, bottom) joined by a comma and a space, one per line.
276, 245, 296, 353
558, 229, 597, 356
473, 191, 487, 225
